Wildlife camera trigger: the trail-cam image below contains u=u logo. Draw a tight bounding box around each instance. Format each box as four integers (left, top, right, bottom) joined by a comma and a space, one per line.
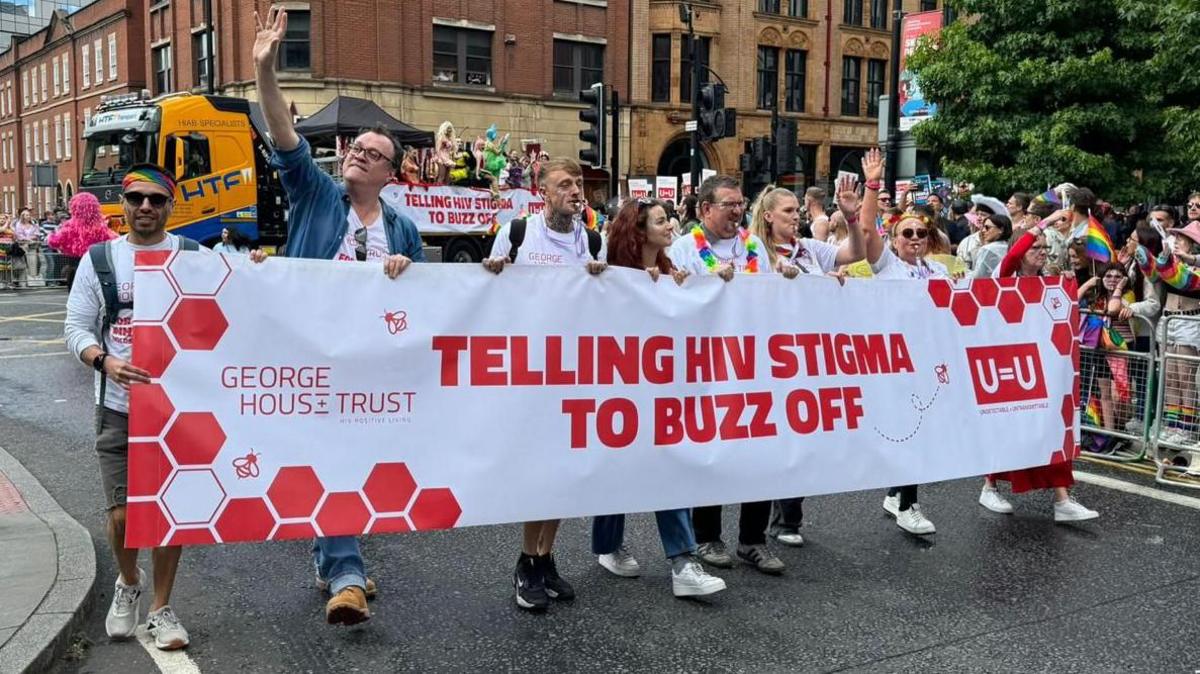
974, 355, 1040, 394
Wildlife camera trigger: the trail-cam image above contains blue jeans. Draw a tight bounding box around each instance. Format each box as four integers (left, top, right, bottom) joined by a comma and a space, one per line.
592, 509, 696, 560
312, 536, 366, 594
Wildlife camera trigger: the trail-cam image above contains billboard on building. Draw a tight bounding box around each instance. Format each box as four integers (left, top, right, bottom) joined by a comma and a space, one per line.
898, 10, 943, 132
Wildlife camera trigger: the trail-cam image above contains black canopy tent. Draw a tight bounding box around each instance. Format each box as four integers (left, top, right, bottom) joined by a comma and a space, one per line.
294, 96, 433, 148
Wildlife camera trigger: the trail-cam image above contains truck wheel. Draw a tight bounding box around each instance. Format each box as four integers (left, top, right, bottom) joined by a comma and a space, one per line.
444, 238, 482, 263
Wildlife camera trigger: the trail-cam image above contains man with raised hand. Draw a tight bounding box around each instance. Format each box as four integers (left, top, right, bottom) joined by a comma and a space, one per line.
253, 6, 425, 626
64, 164, 199, 650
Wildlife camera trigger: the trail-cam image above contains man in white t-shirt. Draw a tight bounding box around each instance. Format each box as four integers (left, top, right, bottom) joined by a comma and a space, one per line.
483, 157, 606, 611
64, 164, 200, 651
665, 175, 785, 576
667, 175, 773, 279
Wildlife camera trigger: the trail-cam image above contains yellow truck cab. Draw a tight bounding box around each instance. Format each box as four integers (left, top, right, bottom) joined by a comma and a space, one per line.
81, 91, 287, 248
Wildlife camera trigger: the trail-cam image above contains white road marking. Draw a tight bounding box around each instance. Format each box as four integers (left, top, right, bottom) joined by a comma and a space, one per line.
136, 626, 203, 674
0, 351, 69, 360
1075, 470, 1200, 510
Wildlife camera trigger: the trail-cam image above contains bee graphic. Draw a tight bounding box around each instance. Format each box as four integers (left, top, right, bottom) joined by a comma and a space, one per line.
233, 450, 260, 479
1050, 296, 1062, 311
382, 310, 408, 335
935, 364, 949, 385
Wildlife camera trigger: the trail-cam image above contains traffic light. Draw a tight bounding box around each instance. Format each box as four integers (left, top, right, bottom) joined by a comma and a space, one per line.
697, 83, 727, 141
774, 117, 797, 175
578, 82, 607, 168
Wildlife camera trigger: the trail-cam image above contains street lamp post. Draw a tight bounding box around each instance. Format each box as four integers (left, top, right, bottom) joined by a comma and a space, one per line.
682, 3, 702, 194
884, 0, 904, 195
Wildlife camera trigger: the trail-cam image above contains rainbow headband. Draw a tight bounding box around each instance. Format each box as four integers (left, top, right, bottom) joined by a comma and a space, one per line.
122, 166, 176, 196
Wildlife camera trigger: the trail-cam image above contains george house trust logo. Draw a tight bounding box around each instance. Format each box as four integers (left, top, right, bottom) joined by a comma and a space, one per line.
382, 310, 408, 335
966, 343, 1048, 406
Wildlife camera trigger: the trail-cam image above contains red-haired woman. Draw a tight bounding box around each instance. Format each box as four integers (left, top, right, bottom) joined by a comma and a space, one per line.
978, 215, 1099, 522
589, 198, 727, 598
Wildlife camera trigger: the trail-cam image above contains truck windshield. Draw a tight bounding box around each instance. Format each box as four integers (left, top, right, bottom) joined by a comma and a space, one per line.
80, 131, 158, 188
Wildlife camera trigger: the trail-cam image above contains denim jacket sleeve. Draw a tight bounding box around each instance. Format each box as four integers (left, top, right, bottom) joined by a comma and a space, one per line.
268, 136, 343, 258
398, 213, 426, 262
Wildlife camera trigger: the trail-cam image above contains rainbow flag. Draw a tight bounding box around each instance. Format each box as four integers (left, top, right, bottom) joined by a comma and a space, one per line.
1083, 397, 1103, 428
582, 204, 600, 231
1083, 214, 1116, 263
1033, 189, 1061, 207
1136, 246, 1200, 292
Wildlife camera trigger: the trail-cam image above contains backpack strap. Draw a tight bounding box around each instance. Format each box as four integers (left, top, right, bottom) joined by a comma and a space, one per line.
507, 218, 527, 263
178, 237, 200, 252
89, 242, 128, 338
585, 228, 602, 261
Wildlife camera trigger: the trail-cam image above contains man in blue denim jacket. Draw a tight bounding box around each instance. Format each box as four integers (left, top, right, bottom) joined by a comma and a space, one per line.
253, 7, 423, 627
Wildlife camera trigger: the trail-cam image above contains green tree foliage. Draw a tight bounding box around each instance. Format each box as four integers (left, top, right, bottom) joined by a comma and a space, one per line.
907, 0, 1200, 203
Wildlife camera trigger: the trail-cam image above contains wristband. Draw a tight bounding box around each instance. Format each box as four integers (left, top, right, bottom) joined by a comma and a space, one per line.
865, 180, 881, 191
92, 352, 108, 373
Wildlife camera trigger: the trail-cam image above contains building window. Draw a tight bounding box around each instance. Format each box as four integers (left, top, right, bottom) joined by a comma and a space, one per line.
785, 49, 806, 113
757, 46, 779, 110
40, 63, 47, 102
52, 57, 59, 96
108, 33, 118, 80
279, 10, 311, 71
23, 126, 29, 163
843, 0, 863, 25
64, 113, 71, 160
867, 58, 886, 117
54, 115, 61, 160
758, 0, 780, 12
41, 119, 48, 161
651, 34, 671, 103
789, 0, 808, 17
94, 39, 103, 83
82, 45, 90, 88
432, 26, 492, 86
193, 32, 212, 90
552, 40, 604, 94
842, 56, 861, 116
679, 36, 710, 104
153, 44, 173, 95
21, 71, 27, 108
62, 54, 69, 93
920, 0, 937, 9
32, 123, 38, 162
870, 0, 887, 29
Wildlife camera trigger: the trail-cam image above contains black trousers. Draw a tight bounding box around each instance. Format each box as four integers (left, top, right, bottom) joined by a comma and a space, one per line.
887, 485, 919, 511
771, 497, 805, 532
692, 501, 770, 546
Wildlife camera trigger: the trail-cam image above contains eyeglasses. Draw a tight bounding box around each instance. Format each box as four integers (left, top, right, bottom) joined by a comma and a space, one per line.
1030, 245, 1051, 252
713, 200, 746, 211
348, 142, 393, 165
353, 227, 368, 261
123, 191, 170, 208
899, 228, 929, 239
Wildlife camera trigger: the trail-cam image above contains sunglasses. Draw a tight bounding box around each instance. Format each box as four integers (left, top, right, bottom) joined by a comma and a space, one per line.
1188, 203, 1200, 209
353, 227, 368, 261
123, 191, 170, 208
1030, 245, 1051, 252
899, 228, 929, 239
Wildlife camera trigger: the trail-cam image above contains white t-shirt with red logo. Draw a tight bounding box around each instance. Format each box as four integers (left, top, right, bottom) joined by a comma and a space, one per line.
489, 214, 606, 266
667, 227, 775, 275
334, 210, 388, 262
64, 234, 206, 413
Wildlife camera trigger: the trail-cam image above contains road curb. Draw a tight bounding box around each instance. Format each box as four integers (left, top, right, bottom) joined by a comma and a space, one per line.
0, 445, 96, 674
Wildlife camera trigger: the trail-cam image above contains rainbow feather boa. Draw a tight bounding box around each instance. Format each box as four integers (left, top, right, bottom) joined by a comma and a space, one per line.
1135, 245, 1200, 292
691, 226, 758, 274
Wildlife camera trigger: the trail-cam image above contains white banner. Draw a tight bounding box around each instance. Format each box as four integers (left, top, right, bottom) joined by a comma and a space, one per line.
656, 176, 679, 203
379, 183, 544, 234
627, 179, 652, 200
125, 253, 1079, 547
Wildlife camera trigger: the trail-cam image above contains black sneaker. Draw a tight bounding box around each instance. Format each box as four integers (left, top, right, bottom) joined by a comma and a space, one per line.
514, 553, 549, 611
538, 553, 575, 601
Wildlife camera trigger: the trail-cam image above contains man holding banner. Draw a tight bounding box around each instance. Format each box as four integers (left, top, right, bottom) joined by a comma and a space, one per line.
252, 7, 425, 626
484, 156, 607, 611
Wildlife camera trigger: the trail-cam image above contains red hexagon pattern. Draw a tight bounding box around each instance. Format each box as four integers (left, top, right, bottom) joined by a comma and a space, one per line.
163, 412, 226, 466
124, 501, 170, 549
128, 384, 174, 438
215, 498, 276, 543
996, 290, 1026, 324
927, 279, 953, 308
167, 298, 229, 351
362, 463, 417, 514
316, 492, 372, 537
166, 528, 216, 546
126, 442, 174, 498
132, 325, 177, 379
950, 291, 980, 327
409, 488, 463, 531
268, 467, 325, 519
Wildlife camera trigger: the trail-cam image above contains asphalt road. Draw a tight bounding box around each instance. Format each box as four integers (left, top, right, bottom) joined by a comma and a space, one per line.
2, 288, 1199, 673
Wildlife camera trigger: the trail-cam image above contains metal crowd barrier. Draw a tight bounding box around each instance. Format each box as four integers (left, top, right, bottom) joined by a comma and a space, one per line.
1079, 312, 1157, 463
1152, 312, 1200, 489
0, 245, 74, 290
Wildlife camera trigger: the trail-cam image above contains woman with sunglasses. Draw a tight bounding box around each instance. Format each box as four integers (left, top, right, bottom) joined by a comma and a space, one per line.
588, 198, 729, 598
970, 213, 1013, 278
978, 215, 1100, 521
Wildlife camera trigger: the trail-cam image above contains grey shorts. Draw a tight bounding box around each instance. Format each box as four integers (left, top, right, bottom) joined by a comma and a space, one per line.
95, 407, 130, 511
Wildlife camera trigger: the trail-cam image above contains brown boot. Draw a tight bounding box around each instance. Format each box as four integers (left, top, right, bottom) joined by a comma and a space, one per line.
325, 586, 370, 626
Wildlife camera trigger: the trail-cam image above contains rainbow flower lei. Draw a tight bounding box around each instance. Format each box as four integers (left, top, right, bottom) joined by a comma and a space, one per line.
691, 225, 758, 274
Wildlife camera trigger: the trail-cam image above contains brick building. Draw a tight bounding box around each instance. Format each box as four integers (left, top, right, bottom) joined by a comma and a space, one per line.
627, 0, 945, 190
146, 0, 631, 198
0, 0, 144, 215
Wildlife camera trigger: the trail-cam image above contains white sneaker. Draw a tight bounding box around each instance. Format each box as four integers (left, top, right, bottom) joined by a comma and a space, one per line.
671, 561, 726, 597
979, 486, 1014, 514
772, 530, 805, 547
895, 505, 936, 535
882, 493, 900, 517
105, 567, 145, 639
598, 546, 641, 578
146, 605, 190, 650
1054, 497, 1099, 522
